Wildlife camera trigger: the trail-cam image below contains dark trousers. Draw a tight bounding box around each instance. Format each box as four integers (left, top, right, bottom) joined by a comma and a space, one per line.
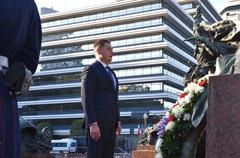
0, 73, 20, 158
87, 127, 116, 158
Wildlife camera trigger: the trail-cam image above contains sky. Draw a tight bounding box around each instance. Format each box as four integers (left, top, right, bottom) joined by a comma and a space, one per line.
34, 0, 229, 14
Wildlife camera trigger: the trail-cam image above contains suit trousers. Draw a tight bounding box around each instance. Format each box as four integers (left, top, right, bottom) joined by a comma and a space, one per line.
0, 72, 20, 158
87, 127, 116, 158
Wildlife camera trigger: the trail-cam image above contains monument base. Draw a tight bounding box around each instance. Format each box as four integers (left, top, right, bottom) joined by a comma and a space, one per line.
132, 145, 155, 158
206, 74, 240, 158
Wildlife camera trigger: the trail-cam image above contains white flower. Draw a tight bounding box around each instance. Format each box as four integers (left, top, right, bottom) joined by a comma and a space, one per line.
155, 138, 163, 152
183, 113, 191, 121
165, 121, 175, 131
178, 98, 187, 107
195, 85, 204, 93
165, 111, 170, 118
172, 105, 184, 118
184, 93, 193, 104
184, 82, 197, 94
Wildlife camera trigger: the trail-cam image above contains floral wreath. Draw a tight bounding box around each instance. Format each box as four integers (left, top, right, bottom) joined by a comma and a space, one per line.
155, 75, 209, 158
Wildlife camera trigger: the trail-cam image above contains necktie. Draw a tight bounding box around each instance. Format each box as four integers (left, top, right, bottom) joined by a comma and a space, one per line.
106, 66, 115, 89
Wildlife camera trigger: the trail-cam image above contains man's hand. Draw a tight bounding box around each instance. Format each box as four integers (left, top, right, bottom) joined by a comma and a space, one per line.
116, 121, 121, 136
90, 123, 101, 141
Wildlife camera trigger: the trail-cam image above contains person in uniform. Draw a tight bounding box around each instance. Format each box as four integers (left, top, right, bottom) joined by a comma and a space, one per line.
0, 0, 42, 157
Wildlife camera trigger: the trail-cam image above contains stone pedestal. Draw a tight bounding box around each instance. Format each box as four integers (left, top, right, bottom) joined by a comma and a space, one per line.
132, 145, 155, 158
206, 74, 240, 158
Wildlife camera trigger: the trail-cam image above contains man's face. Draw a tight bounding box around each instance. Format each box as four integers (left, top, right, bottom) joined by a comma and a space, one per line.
99, 42, 113, 64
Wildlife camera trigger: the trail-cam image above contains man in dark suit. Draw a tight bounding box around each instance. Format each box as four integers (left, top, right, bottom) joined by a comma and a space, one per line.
81, 39, 121, 158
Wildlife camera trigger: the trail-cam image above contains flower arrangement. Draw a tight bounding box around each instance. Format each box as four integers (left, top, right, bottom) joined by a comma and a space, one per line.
155, 75, 209, 158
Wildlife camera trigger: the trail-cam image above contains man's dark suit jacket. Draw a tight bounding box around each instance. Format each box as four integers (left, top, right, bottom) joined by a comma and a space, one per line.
81, 60, 120, 130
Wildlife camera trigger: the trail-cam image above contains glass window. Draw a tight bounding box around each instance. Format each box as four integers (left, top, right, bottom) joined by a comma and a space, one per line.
119, 54, 126, 61
49, 22, 54, 27
127, 54, 134, 60
104, 12, 111, 18
152, 50, 162, 58
75, 17, 82, 22
152, 35, 161, 42
143, 20, 151, 27
89, 29, 96, 35
159, 34, 163, 41
127, 23, 134, 29
181, 3, 193, 10
127, 69, 134, 76
135, 53, 142, 60
152, 83, 162, 91
89, 15, 95, 21
143, 52, 151, 59
135, 68, 142, 76
96, 28, 103, 34
152, 3, 161, 10
97, 13, 103, 19
69, 18, 75, 23
143, 67, 151, 75
119, 40, 126, 46
135, 21, 143, 28
119, 24, 126, 30
42, 23, 48, 28
135, 6, 143, 13
152, 67, 162, 74
152, 19, 161, 25
127, 8, 134, 14
55, 20, 61, 26
112, 10, 119, 17
135, 37, 143, 44
111, 41, 118, 47
126, 39, 134, 45
104, 26, 111, 33
82, 30, 88, 36
111, 25, 119, 32
143, 36, 151, 43
119, 9, 127, 16
112, 56, 118, 62
119, 69, 126, 77
82, 16, 88, 22
143, 5, 151, 11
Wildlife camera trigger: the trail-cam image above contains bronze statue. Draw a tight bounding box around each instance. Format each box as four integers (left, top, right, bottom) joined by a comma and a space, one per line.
139, 125, 158, 145
182, 7, 240, 158
20, 117, 52, 156
184, 6, 240, 86
143, 6, 240, 158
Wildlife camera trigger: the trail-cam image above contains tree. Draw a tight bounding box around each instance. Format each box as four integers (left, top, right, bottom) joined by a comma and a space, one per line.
70, 119, 86, 137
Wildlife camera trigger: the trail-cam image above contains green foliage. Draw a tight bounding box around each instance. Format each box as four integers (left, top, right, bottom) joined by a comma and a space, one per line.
70, 119, 86, 137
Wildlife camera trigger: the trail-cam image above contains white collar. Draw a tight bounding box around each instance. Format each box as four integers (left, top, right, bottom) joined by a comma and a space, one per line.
97, 59, 108, 68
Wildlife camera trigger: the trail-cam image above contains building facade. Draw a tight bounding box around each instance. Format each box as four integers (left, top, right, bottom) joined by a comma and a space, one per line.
18, 0, 221, 151
221, 0, 240, 27
177, 0, 222, 23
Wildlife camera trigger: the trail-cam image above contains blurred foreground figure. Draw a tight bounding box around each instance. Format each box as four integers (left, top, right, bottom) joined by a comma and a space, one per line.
0, 0, 42, 157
